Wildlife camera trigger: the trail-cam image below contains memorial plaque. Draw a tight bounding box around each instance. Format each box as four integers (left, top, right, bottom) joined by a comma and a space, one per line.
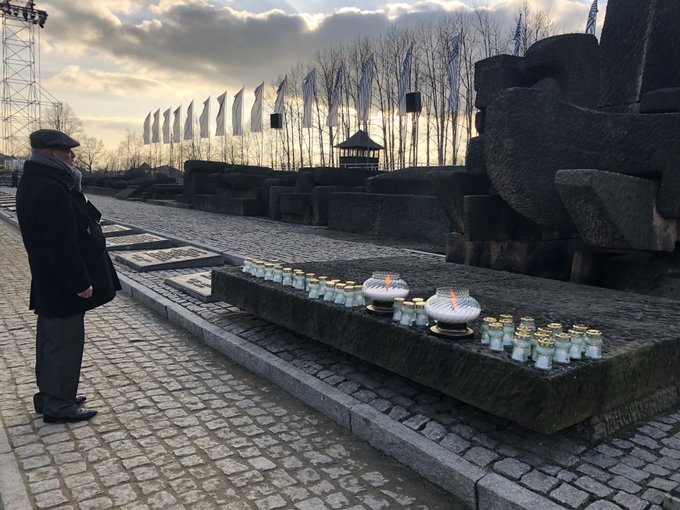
101, 224, 135, 237
115, 246, 224, 271
106, 233, 174, 251
165, 271, 216, 302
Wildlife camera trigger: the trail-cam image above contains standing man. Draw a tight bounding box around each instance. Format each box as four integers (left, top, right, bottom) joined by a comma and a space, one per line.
16, 129, 121, 423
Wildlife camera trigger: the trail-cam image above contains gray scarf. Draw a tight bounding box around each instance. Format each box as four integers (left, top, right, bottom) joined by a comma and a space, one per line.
30, 150, 82, 191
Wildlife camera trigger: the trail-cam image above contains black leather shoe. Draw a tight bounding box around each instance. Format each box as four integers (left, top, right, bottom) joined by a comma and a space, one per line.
34, 395, 87, 414
43, 408, 97, 424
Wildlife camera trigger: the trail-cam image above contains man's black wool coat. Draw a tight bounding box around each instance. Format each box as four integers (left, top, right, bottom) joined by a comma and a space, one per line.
16, 160, 120, 318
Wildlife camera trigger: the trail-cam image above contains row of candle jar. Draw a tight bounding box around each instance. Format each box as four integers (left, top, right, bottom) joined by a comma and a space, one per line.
392, 297, 428, 327
242, 258, 365, 308
480, 316, 604, 371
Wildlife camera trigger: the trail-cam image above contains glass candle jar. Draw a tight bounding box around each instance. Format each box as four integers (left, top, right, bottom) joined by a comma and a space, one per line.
324, 281, 336, 302
481, 317, 496, 345
282, 268, 293, 286
317, 276, 327, 296
488, 322, 504, 352
334, 283, 347, 305
532, 332, 550, 360
354, 286, 365, 306
293, 271, 306, 290
547, 323, 562, 338
572, 324, 589, 354
535, 337, 555, 370
248, 259, 258, 276
272, 265, 283, 283
424, 287, 480, 326
554, 332, 572, 364
511, 332, 532, 362
500, 318, 515, 348
242, 257, 253, 274
568, 329, 584, 359
307, 278, 320, 299
519, 317, 536, 333
264, 263, 275, 281
400, 301, 415, 326
585, 329, 603, 359
254, 260, 266, 278
414, 302, 428, 326
344, 286, 356, 308
304, 273, 316, 291
392, 297, 405, 322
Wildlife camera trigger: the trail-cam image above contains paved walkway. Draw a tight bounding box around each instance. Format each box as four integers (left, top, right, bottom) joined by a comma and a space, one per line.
0, 219, 461, 509
2, 188, 680, 510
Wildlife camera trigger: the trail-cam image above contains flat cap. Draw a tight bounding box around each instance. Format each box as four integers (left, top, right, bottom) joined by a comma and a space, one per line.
29, 129, 80, 150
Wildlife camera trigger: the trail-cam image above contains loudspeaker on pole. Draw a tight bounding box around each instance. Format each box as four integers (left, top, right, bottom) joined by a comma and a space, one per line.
270, 113, 283, 129
405, 92, 422, 113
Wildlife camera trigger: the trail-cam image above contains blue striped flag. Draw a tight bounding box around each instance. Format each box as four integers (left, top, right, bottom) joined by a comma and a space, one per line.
397, 44, 413, 116
184, 100, 194, 140
357, 55, 374, 123
275, 76, 287, 115
448, 35, 461, 114
513, 14, 522, 56
199, 96, 210, 139
327, 67, 342, 128
302, 70, 314, 129
143, 112, 150, 145
585, 0, 598, 35
172, 106, 181, 143
151, 109, 160, 143
251, 82, 264, 133
162, 108, 170, 144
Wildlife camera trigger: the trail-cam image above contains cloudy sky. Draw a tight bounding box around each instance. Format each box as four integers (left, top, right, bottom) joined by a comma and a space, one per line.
37, 0, 605, 149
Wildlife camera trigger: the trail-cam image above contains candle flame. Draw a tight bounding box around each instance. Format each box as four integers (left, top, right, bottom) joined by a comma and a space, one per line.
385, 274, 392, 289
449, 288, 457, 308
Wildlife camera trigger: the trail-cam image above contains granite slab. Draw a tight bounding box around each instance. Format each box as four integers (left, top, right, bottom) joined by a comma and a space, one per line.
212, 256, 680, 434
115, 246, 224, 272
101, 224, 135, 237
106, 233, 174, 251
165, 271, 216, 302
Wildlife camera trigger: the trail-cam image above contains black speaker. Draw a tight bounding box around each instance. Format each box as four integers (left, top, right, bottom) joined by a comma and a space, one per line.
405, 92, 422, 113
270, 113, 282, 129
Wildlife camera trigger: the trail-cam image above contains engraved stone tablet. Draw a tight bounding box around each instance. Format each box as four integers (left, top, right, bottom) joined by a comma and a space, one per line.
165, 271, 216, 302
115, 246, 224, 271
106, 233, 174, 251
101, 224, 135, 237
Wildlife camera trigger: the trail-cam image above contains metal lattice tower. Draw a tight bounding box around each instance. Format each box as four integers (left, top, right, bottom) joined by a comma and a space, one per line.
1, 1, 47, 157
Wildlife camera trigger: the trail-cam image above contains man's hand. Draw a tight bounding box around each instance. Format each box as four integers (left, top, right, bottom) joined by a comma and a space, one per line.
77, 286, 93, 298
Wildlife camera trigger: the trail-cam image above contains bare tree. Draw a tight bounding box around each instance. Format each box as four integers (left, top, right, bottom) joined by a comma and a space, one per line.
77, 136, 106, 172
42, 103, 83, 137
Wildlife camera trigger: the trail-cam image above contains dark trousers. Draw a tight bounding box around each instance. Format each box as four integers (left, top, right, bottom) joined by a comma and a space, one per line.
34, 312, 85, 415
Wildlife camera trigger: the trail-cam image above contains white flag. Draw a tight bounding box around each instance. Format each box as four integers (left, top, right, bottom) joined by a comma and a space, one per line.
275, 76, 287, 115
151, 109, 160, 143
448, 35, 461, 114
397, 45, 413, 116
215, 91, 227, 136
232, 87, 243, 136
327, 67, 342, 128
162, 108, 171, 144
143, 112, 150, 145
357, 56, 374, 123
302, 70, 314, 129
513, 14, 523, 56
184, 100, 194, 140
251, 82, 264, 133
199, 96, 210, 139
585, 0, 598, 35
173, 106, 181, 143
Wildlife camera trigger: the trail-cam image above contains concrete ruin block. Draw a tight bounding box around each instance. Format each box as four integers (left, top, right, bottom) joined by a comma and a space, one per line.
221, 173, 272, 190
524, 33, 600, 109
267, 185, 293, 220
600, 0, 680, 108
474, 55, 535, 109
465, 136, 486, 175
427, 172, 490, 233
555, 169, 677, 252
659, 168, 680, 218
463, 195, 544, 242
640, 87, 680, 113
484, 88, 680, 228
293, 171, 315, 193
366, 166, 461, 195
278, 192, 311, 217
311, 166, 380, 186
310, 186, 364, 226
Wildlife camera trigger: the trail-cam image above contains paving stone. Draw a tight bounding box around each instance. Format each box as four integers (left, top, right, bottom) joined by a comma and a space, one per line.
439, 433, 471, 454
550, 483, 590, 509
575, 475, 614, 498
609, 475, 643, 494
493, 458, 531, 480
613, 491, 649, 510
583, 501, 624, 510
640, 488, 665, 505
611, 463, 652, 483
463, 446, 499, 467
521, 469, 560, 493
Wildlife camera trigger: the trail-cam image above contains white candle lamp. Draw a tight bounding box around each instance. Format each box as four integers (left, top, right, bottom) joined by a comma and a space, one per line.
362, 272, 409, 315
425, 287, 481, 339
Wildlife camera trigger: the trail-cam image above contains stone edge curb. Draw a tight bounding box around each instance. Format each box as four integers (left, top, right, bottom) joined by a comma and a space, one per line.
0, 415, 33, 510
118, 271, 568, 510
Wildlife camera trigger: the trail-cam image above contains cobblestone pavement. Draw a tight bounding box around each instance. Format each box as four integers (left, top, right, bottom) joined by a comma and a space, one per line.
0, 219, 462, 509
3, 188, 680, 509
